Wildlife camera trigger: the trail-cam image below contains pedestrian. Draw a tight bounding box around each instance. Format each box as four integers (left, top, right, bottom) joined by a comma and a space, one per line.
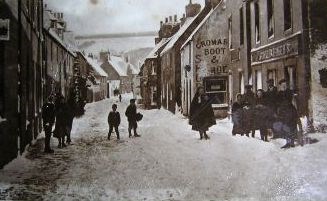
275, 79, 301, 148
108, 104, 121, 140
242, 85, 256, 137
232, 93, 244, 136
265, 79, 278, 113
42, 95, 56, 153
255, 89, 269, 141
189, 86, 216, 140
53, 96, 67, 148
64, 98, 75, 145
125, 99, 140, 138
119, 94, 122, 102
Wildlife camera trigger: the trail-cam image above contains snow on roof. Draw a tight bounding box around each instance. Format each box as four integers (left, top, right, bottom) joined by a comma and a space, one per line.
86, 57, 108, 77
108, 56, 139, 76
47, 29, 76, 57
145, 38, 171, 59
161, 17, 197, 55
181, 3, 223, 49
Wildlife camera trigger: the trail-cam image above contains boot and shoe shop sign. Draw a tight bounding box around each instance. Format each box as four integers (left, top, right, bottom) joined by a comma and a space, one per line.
251, 33, 301, 65
0, 19, 10, 41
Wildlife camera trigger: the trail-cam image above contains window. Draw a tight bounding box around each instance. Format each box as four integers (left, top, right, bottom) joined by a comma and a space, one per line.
285, 66, 296, 90
239, 7, 244, 45
239, 72, 244, 94
204, 78, 228, 104
255, 70, 262, 90
254, 2, 260, 43
284, 0, 292, 31
228, 16, 233, 49
267, 69, 277, 86
267, 0, 274, 38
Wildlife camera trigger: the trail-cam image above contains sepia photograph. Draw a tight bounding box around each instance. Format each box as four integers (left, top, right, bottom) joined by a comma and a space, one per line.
0, 0, 327, 200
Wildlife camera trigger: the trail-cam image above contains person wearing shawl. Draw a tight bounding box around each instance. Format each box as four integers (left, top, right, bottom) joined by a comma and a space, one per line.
189, 86, 216, 140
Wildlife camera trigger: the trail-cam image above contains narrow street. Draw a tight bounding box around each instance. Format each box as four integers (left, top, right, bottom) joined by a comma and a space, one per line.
1, 95, 327, 201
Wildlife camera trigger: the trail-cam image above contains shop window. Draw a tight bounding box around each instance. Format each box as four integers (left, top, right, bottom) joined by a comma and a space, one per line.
285, 66, 296, 90
239, 7, 244, 45
267, 0, 274, 38
255, 70, 263, 90
204, 78, 228, 104
239, 72, 244, 94
284, 0, 292, 31
254, 2, 260, 43
267, 69, 277, 86
228, 16, 233, 49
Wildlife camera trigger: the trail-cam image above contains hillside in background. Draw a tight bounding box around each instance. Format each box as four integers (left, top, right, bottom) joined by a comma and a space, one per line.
76, 36, 155, 56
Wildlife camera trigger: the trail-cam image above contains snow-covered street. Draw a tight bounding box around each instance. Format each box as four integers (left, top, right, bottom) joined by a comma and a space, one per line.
1, 96, 327, 201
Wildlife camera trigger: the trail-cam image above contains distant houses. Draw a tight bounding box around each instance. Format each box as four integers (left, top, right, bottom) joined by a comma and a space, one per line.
100, 51, 139, 98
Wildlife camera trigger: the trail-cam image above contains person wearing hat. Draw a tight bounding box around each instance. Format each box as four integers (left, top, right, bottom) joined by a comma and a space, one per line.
275, 79, 300, 148
265, 79, 278, 113
42, 95, 56, 153
125, 99, 140, 138
108, 104, 121, 140
242, 84, 256, 137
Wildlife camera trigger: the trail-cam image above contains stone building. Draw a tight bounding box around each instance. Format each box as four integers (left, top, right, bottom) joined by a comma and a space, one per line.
140, 38, 171, 109
0, 0, 45, 168
43, 8, 76, 99
181, 0, 253, 117
160, 0, 212, 113
85, 56, 108, 102
248, 0, 311, 117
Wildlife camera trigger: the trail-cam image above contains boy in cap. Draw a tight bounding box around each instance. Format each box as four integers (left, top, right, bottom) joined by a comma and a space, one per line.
108, 104, 121, 140
125, 99, 140, 138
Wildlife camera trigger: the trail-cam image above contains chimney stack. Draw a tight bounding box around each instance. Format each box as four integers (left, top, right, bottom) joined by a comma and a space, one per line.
165, 17, 168, 23
174, 15, 177, 22
169, 16, 172, 22
211, 0, 222, 8
160, 21, 163, 27
185, 1, 201, 17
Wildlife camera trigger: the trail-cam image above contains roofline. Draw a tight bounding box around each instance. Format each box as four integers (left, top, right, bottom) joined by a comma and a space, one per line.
43, 28, 77, 57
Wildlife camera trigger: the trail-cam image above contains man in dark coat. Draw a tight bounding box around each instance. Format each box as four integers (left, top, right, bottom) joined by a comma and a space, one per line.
242, 85, 256, 137
265, 79, 278, 113
275, 79, 300, 148
125, 99, 140, 138
189, 86, 216, 140
108, 104, 121, 140
232, 93, 244, 136
254, 89, 270, 141
53, 96, 67, 148
42, 96, 56, 153
65, 98, 75, 144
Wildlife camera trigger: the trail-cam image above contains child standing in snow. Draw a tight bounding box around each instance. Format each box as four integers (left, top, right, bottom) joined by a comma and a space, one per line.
108, 104, 121, 140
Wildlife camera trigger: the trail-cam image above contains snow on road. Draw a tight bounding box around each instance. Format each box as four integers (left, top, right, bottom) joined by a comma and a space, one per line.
0, 95, 327, 201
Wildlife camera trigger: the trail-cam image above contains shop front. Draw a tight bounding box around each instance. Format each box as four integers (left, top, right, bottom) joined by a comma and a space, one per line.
251, 32, 309, 115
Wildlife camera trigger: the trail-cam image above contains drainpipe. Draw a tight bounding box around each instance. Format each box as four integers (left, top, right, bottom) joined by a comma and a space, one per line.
17, 0, 22, 155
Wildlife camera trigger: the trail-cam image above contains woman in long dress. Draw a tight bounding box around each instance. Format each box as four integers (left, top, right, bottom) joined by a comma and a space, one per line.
189, 86, 216, 140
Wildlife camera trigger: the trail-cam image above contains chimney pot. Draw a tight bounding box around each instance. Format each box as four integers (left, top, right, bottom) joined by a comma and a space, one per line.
174, 15, 177, 22
160, 21, 163, 27
165, 17, 168, 23
169, 16, 173, 22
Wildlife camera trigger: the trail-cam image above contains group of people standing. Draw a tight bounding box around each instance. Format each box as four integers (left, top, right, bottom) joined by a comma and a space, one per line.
232, 79, 302, 149
42, 93, 75, 153
188, 79, 302, 149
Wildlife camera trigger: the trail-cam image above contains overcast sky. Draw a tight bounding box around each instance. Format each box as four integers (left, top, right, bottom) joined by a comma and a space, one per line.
45, 0, 204, 35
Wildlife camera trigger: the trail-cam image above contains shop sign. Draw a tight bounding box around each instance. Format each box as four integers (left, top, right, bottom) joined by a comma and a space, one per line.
251, 34, 300, 64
